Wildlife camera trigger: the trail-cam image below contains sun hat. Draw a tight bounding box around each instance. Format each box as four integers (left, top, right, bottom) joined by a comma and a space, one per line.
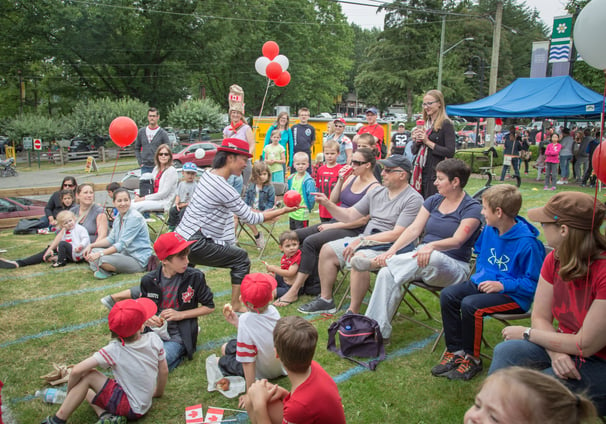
378, 155, 413, 174
217, 138, 252, 158
527, 192, 605, 231
109, 298, 157, 340
154, 232, 195, 261
240, 273, 277, 312
182, 162, 198, 172
365, 107, 378, 115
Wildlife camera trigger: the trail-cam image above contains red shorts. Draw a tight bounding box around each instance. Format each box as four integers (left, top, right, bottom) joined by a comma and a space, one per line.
92, 378, 143, 420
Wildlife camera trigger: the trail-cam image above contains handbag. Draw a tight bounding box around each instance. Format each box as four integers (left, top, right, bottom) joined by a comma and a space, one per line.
521, 151, 532, 161
503, 155, 513, 166
327, 313, 386, 370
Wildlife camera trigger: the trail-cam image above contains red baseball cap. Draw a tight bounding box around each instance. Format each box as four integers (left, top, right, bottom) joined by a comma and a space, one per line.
240, 273, 277, 312
334, 118, 346, 125
108, 298, 157, 339
217, 138, 252, 158
154, 232, 195, 260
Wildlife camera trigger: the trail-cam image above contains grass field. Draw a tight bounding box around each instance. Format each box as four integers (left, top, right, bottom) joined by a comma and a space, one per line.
0, 173, 601, 424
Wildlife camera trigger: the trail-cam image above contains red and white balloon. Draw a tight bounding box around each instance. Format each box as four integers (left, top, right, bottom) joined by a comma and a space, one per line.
255, 41, 291, 87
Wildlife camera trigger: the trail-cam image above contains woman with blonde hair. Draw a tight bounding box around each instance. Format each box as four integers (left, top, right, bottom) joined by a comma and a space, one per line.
411, 89, 456, 198
465, 367, 598, 424
263, 111, 294, 168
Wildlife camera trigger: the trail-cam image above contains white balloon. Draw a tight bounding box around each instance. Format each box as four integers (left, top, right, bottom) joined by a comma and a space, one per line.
195, 148, 205, 159
574, 0, 606, 70
273, 55, 289, 72
255, 56, 271, 77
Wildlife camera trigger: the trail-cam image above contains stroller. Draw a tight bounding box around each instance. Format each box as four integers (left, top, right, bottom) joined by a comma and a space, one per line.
0, 157, 18, 177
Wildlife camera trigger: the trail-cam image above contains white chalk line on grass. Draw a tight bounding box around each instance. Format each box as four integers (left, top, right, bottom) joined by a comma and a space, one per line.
0, 264, 89, 282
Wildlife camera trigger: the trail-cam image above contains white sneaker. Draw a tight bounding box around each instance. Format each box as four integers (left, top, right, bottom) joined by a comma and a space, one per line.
556, 180, 565, 185
255, 233, 266, 249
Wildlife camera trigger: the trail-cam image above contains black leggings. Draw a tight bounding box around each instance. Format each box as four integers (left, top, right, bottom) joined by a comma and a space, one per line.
16, 249, 48, 267
295, 223, 364, 276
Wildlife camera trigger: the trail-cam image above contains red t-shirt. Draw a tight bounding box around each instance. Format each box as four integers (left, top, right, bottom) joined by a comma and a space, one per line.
541, 251, 606, 359
315, 164, 343, 219
357, 124, 385, 157
282, 361, 346, 424
281, 250, 302, 270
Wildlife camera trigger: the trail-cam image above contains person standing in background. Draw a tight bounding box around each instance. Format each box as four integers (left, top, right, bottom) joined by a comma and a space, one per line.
223, 85, 255, 190
327, 118, 352, 165
134, 108, 169, 176
354, 107, 385, 158
263, 112, 294, 169
389, 122, 410, 156
291, 107, 315, 174
556, 127, 573, 185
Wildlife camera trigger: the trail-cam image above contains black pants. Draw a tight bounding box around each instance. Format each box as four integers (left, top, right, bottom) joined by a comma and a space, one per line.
289, 218, 308, 230
16, 248, 48, 267
56, 241, 77, 265
167, 205, 187, 228
188, 232, 250, 286
218, 339, 244, 377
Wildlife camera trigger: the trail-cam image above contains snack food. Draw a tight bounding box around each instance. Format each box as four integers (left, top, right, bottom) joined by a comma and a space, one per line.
223, 303, 233, 316
216, 377, 230, 391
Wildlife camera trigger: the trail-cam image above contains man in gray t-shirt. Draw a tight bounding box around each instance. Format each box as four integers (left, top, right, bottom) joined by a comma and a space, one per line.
298, 155, 423, 314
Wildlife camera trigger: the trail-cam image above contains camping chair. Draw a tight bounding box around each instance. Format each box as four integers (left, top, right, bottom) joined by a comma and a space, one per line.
145, 197, 175, 242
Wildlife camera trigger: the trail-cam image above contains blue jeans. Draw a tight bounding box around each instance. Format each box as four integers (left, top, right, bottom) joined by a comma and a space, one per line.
164, 341, 186, 371
500, 158, 520, 180
489, 339, 606, 415
559, 155, 572, 179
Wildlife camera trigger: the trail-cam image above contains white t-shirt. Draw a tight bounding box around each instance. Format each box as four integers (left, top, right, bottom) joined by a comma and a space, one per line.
146, 126, 160, 144
236, 306, 286, 379
94, 332, 165, 414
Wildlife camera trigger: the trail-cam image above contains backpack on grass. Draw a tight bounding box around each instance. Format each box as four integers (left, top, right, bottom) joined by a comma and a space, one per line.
327, 314, 386, 371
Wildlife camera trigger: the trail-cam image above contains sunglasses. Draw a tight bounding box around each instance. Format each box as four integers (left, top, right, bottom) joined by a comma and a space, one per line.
63, 183, 75, 187
158, 152, 171, 156
351, 160, 367, 166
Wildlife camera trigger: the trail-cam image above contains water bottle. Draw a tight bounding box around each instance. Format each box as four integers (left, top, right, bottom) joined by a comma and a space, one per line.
35, 388, 67, 404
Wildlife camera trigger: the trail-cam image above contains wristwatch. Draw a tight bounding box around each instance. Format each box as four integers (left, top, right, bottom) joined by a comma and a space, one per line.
523, 327, 532, 341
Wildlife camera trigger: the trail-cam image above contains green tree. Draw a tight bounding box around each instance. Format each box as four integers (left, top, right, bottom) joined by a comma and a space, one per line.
69, 98, 151, 138
167, 99, 224, 133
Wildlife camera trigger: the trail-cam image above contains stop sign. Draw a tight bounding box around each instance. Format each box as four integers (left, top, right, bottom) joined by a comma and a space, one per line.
33, 139, 42, 150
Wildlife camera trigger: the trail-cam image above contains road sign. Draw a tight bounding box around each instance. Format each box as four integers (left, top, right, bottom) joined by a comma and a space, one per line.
33, 139, 42, 150
23, 137, 33, 150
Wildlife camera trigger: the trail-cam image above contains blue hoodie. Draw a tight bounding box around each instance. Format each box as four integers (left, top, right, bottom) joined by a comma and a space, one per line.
471, 216, 545, 311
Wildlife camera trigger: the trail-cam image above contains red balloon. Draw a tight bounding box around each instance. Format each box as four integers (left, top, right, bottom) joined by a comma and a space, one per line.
592, 141, 606, 184
262, 41, 280, 60
266, 62, 282, 80
283, 190, 302, 207
275, 71, 291, 87
109, 116, 138, 147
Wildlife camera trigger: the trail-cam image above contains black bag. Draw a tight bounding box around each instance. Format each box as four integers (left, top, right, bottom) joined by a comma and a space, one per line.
13, 218, 45, 235
327, 314, 386, 370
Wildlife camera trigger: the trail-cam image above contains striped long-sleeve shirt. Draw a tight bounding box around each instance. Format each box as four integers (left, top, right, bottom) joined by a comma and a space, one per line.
176, 170, 263, 245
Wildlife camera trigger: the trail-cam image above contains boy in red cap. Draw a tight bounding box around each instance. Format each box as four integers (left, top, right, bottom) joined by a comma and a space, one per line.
219, 273, 286, 407
41, 298, 167, 424
100, 232, 215, 371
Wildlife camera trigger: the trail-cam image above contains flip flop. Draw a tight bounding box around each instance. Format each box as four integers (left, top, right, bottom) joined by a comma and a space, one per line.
274, 297, 295, 307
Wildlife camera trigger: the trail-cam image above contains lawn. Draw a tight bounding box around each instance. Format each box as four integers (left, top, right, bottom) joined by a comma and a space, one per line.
0, 173, 600, 424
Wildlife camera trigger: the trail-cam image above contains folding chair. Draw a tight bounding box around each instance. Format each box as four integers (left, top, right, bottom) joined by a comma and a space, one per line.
145, 197, 175, 242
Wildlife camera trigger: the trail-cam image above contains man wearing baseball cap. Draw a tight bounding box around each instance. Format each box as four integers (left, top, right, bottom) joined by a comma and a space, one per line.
176, 138, 297, 313
219, 273, 286, 398
100, 232, 216, 371
353, 107, 385, 158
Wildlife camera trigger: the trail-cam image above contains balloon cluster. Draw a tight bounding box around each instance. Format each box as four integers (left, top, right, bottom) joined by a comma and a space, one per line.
255, 41, 291, 87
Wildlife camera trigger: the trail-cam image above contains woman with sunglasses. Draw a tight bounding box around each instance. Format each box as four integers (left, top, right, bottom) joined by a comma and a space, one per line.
411, 90, 456, 199
274, 147, 379, 306
326, 118, 352, 165
131, 144, 178, 213
42, 176, 78, 229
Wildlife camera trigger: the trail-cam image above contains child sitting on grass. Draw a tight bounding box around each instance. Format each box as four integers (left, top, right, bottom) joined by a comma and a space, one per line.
245, 316, 346, 424
263, 231, 301, 299
41, 298, 168, 424
219, 273, 286, 408
243, 161, 276, 249
51, 210, 90, 267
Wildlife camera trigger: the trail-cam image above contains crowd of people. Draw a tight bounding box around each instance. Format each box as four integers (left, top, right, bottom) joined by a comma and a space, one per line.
3, 86, 605, 423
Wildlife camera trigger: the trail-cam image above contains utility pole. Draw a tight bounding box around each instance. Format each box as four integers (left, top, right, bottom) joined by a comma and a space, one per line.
486, 0, 503, 147
437, 15, 446, 92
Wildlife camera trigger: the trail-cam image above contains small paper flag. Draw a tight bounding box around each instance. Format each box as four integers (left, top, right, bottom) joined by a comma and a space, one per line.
204, 407, 225, 422
185, 404, 204, 424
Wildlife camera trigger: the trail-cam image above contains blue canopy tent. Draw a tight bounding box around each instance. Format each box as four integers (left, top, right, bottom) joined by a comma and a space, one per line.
446, 76, 604, 118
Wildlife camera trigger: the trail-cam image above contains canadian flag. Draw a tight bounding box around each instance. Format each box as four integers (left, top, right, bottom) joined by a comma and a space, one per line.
185, 404, 204, 424
204, 407, 225, 422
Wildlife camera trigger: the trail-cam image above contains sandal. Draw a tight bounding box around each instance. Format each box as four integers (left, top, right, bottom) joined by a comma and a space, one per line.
274, 297, 295, 307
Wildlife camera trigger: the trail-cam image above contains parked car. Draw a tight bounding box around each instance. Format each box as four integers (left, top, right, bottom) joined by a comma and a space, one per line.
315, 113, 332, 119
456, 122, 486, 147
68, 137, 95, 152
172, 142, 217, 168
0, 136, 8, 154
166, 131, 179, 150
0, 197, 46, 220
188, 129, 212, 143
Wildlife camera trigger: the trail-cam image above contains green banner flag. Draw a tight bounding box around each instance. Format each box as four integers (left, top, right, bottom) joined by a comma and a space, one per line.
551, 15, 572, 40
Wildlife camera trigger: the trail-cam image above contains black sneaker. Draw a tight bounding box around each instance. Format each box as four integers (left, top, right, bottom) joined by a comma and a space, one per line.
431, 351, 462, 376
297, 297, 336, 314
445, 356, 483, 381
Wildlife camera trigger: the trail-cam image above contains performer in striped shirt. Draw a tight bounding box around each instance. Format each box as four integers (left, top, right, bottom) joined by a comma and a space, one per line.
176, 138, 295, 312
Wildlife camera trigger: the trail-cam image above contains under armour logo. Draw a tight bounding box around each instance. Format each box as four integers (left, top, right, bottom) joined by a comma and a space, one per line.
487, 248, 510, 272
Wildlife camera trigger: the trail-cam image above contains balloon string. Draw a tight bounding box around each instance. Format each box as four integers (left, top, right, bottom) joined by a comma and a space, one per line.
109, 148, 120, 182
251, 78, 272, 157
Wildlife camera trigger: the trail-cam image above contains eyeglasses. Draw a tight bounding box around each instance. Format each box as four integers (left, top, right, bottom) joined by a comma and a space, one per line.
158, 152, 171, 156
422, 101, 439, 107
382, 168, 404, 174
351, 160, 368, 166
335, 125, 344, 128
